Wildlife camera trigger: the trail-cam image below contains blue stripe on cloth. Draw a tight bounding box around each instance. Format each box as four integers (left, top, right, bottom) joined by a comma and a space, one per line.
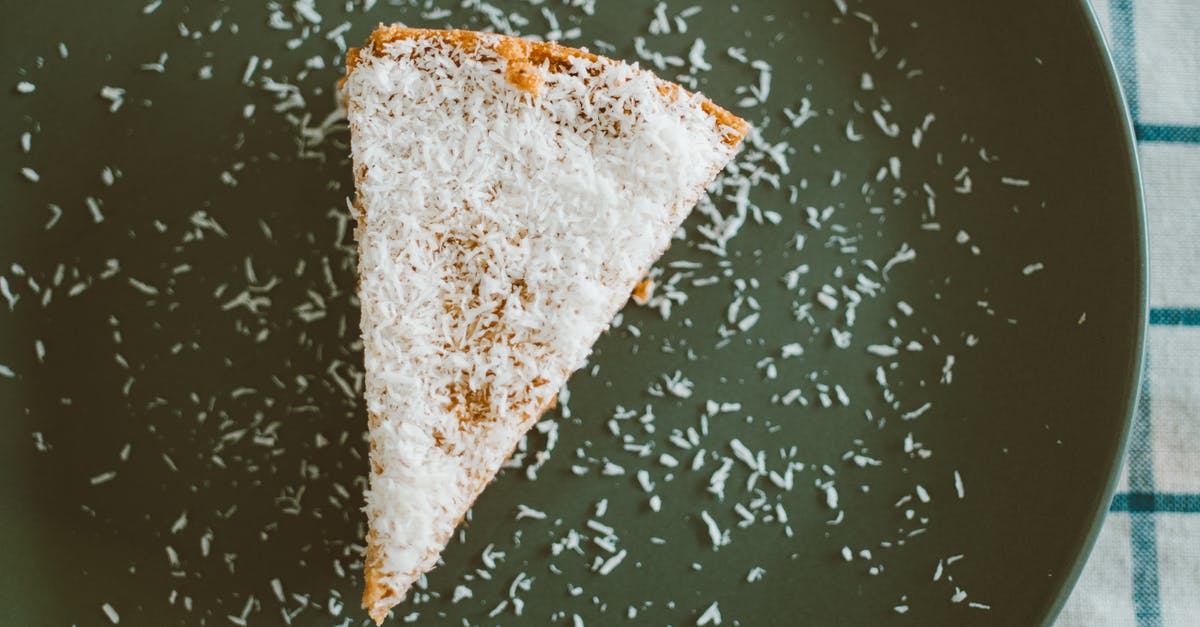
1128, 366, 1163, 627
1131, 512, 1162, 627
1109, 0, 1140, 118
1136, 124, 1200, 144
1149, 308, 1200, 326
1111, 493, 1200, 513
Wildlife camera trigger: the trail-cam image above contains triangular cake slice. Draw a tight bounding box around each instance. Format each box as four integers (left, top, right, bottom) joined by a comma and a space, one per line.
342, 26, 748, 624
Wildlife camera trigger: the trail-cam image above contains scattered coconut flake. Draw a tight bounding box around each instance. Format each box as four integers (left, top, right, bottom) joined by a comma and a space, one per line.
699, 510, 729, 549
696, 601, 722, 625
867, 344, 898, 357
515, 505, 547, 520
101, 603, 120, 624
596, 549, 627, 575
99, 86, 126, 112
823, 483, 839, 509
90, 471, 117, 485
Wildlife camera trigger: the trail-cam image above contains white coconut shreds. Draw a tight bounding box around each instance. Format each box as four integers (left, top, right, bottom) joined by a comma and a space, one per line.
0, 0, 1041, 624
344, 30, 743, 616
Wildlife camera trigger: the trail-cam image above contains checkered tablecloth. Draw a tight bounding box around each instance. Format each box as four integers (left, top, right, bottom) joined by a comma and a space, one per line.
1058, 1, 1200, 625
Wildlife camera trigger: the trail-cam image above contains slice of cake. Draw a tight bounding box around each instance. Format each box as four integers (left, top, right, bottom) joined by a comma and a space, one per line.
342, 26, 748, 624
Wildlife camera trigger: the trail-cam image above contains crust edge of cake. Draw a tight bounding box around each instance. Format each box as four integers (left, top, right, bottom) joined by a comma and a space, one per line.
345, 25, 750, 147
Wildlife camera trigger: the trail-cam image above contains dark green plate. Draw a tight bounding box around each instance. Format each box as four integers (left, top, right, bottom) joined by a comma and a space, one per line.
0, 0, 1144, 625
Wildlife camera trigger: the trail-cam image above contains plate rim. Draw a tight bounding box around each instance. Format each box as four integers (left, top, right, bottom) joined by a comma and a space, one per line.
1040, 1, 1149, 624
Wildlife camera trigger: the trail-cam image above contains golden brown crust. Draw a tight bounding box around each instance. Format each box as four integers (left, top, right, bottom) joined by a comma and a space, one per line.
630, 278, 654, 305
362, 535, 393, 625
346, 25, 749, 146
362, 410, 395, 624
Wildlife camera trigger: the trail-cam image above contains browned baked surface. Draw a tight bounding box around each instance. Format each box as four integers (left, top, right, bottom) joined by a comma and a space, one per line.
346, 25, 749, 146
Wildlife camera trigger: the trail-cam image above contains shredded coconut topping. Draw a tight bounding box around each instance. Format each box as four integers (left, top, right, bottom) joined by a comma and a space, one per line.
342, 28, 745, 622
